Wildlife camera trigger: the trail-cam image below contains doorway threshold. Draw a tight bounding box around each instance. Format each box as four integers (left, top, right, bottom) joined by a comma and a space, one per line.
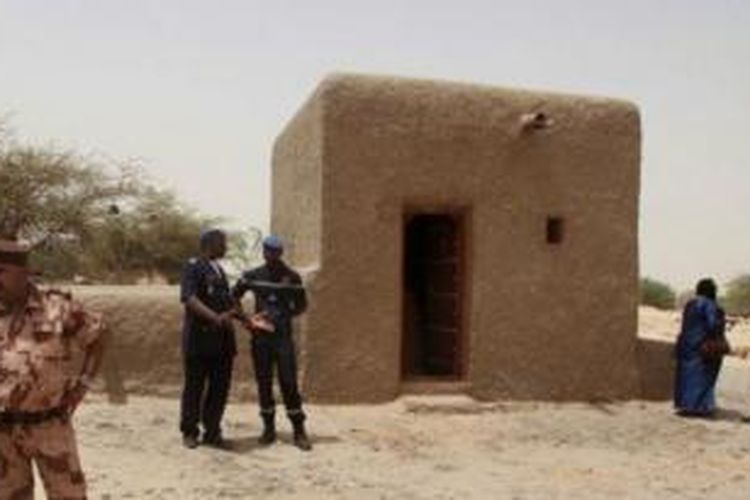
401, 379, 470, 395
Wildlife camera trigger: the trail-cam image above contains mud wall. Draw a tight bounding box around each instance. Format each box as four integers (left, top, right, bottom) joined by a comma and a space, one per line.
64, 286, 672, 403
72, 286, 256, 402
273, 74, 642, 402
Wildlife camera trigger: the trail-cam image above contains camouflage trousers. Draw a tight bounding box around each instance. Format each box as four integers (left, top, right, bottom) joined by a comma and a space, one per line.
0, 416, 86, 500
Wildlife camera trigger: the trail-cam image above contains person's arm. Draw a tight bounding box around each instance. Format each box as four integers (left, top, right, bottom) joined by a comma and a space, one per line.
702, 299, 720, 336
61, 304, 108, 414
181, 260, 231, 327
288, 272, 307, 317
232, 270, 256, 302
231, 270, 268, 331
76, 335, 105, 388
186, 296, 232, 326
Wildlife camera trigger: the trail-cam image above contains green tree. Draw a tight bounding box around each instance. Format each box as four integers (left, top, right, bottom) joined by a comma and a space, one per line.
225, 226, 264, 276
82, 187, 218, 283
1, 119, 261, 283
640, 277, 676, 310
0, 144, 138, 241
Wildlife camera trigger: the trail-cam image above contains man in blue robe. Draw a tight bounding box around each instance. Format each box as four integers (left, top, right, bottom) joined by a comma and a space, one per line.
674, 278, 725, 417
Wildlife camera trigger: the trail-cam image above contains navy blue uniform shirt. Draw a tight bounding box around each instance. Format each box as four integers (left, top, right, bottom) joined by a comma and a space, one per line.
232, 263, 307, 335
180, 257, 237, 357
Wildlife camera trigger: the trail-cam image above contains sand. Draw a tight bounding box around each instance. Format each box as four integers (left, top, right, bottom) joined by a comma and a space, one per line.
27, 304, 750, 499
66, 392, 750, 499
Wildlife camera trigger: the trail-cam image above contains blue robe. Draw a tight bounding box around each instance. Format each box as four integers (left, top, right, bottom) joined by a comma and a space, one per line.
674, 297, 723, 414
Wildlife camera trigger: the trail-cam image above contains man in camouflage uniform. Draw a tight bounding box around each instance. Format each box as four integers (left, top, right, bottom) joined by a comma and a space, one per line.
0, 239, 106, 500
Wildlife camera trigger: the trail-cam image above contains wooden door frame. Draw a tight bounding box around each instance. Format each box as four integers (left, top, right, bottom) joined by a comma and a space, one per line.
400, 205, 471, 382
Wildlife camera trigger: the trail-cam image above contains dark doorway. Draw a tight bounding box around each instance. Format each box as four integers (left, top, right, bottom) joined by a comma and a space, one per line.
402, 213, 465, 379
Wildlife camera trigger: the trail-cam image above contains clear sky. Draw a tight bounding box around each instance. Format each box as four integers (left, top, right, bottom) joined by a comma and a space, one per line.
1, 0, 748, 289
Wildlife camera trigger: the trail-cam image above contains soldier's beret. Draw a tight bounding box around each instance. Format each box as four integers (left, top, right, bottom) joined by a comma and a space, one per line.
262, 235, 284, 251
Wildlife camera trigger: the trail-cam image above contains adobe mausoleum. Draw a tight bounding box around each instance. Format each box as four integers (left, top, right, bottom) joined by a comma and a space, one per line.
271, 73, 641, 402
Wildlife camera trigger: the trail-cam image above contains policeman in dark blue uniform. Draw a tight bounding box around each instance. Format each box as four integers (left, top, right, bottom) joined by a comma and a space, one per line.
179, 229, 236, 449
232, 235, 311, 451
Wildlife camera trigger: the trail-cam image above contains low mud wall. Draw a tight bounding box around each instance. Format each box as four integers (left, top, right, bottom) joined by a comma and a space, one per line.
69, 286, 684, 403
72, 286, 257, 402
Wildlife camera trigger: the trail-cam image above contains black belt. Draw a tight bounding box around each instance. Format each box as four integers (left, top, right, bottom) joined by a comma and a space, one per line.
0, 406, 67, 426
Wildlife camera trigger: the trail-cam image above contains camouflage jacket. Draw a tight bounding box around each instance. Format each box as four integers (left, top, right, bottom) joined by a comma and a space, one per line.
0, 286, 104, 412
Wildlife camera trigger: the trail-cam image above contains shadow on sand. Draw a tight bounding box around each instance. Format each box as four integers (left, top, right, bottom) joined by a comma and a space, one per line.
226, 433, 342, 453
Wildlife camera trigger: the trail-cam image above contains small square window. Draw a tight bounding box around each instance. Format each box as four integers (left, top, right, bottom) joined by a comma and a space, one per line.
546, 217, 564, 244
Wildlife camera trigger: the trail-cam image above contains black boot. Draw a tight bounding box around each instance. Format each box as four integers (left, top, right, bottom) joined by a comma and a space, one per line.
203, 431, 232, 450
182, 434, 199, 449
258, 414, 276, 445
291, 418, 312, 451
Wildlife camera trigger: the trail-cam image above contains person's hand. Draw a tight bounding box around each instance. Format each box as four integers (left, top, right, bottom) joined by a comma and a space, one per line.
245, 312, 275, 334
61, 380, 89, 415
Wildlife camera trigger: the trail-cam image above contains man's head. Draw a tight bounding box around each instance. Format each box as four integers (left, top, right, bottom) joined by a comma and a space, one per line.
696, 278, 718, 301
262, 235, 284, 267
0, 240, 31, 305
199, 229, 227, 260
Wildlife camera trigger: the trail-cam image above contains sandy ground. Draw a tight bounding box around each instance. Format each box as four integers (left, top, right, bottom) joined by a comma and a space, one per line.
26, 307, 750, 499
61, 392, 750, 500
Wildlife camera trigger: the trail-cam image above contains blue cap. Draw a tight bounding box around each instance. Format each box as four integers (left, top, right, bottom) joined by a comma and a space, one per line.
262, 234, 284, 250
